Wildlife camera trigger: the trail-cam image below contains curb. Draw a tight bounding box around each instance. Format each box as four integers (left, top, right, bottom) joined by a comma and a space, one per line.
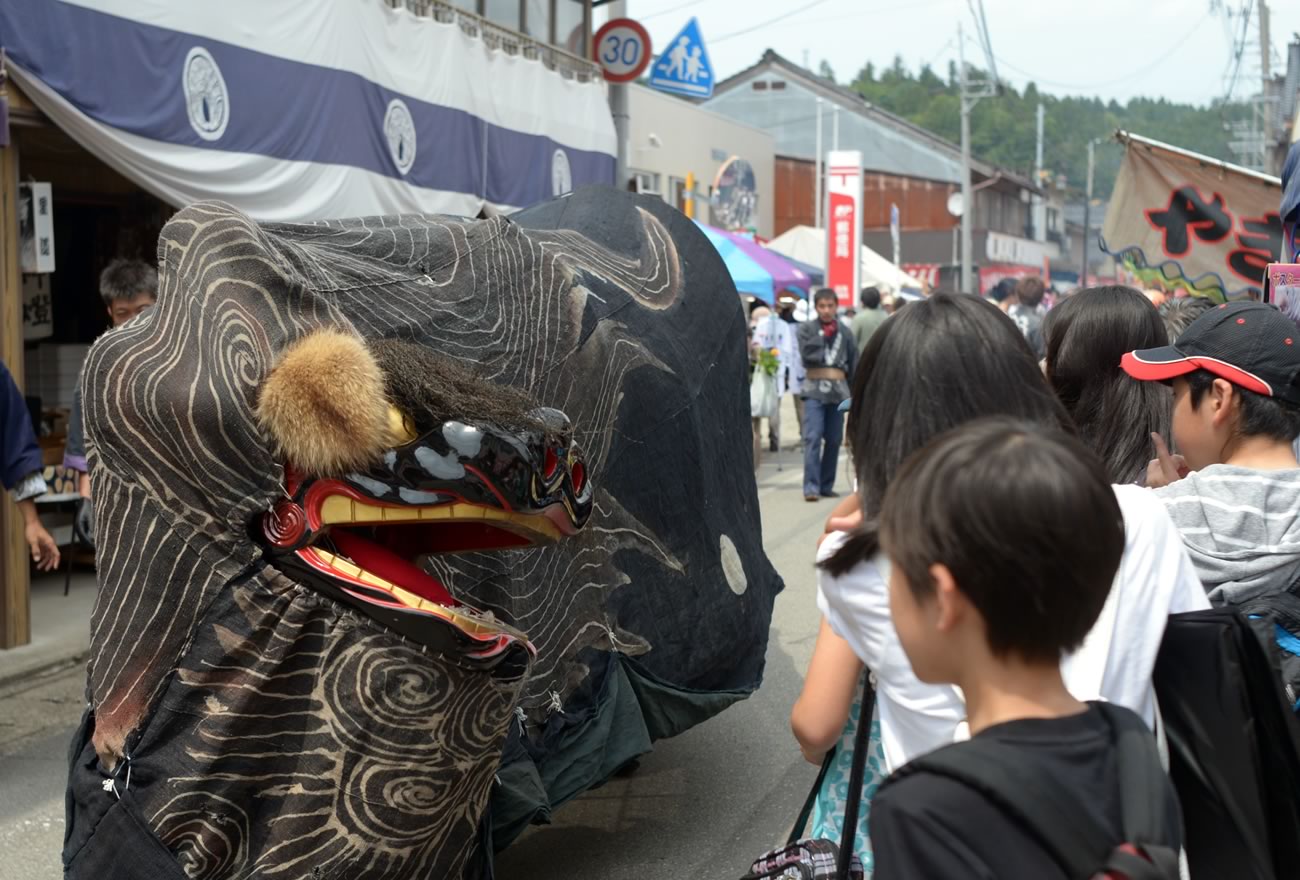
0, 649, 88, 692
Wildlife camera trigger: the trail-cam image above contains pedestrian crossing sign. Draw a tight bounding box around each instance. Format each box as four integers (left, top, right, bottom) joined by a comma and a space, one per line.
649, 18, 715, 99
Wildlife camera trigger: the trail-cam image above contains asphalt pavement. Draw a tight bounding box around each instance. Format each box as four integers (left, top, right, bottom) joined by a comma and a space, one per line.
496, 444, 830, 879
0, 428, 837, 880
0, 664, 84, 880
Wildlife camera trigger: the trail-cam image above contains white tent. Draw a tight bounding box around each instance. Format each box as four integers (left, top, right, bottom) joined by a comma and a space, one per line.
767, 225, 923, 293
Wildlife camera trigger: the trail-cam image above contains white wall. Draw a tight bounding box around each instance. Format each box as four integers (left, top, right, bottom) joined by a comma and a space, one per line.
627, 84, 775, 238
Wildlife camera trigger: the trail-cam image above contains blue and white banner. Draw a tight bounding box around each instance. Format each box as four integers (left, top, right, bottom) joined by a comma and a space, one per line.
0, 0, 617, 220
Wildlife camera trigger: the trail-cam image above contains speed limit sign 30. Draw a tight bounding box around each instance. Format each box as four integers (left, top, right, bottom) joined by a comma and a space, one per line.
593, 18, 652, 83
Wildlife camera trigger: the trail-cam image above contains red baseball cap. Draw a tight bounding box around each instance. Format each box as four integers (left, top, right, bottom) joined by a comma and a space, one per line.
1121, 301, 1300, 405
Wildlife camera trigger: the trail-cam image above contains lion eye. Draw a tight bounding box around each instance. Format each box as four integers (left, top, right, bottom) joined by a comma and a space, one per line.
387, 407, 418, 446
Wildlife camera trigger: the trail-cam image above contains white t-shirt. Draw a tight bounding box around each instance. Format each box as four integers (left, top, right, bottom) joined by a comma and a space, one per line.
816, 483, 1209, 773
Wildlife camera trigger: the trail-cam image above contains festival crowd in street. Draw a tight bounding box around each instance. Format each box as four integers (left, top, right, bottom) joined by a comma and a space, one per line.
746, 273, 1300, 878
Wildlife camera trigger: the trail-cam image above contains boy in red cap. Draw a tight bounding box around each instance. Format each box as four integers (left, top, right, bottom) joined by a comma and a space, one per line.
1121, 301, 1300, 604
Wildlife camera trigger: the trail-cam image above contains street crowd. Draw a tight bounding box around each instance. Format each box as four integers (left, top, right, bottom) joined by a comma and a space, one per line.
747, 278, 1300, 878
6, 255, 1300, 880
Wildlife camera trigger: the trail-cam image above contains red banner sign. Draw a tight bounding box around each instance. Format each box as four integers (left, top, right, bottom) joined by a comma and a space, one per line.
826, 150, 862, 309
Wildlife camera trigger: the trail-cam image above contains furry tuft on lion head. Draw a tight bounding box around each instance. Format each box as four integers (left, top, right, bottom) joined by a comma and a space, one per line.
256, 329, 390, 476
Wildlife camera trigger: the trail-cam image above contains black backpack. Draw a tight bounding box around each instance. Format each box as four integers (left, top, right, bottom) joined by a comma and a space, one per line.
1236, 584, 1300, 718
881, 702, 1179, 880
1152, 606, 1300, 880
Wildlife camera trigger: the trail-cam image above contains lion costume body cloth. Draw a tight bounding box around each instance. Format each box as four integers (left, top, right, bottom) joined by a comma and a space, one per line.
63, 188, 781, 880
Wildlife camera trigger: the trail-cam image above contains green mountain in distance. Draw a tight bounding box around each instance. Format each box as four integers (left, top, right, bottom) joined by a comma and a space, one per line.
829, 56, 1253, 201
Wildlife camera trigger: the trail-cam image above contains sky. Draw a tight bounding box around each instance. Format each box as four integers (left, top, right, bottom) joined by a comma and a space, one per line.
598, 0, 1300, 108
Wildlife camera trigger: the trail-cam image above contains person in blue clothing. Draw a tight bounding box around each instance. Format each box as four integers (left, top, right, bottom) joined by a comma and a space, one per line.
2, 361, 60, 571
797, 288, 856, 502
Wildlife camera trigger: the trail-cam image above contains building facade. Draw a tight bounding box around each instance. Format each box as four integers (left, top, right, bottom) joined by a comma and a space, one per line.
704, 50, 1052, 291
627, 85, 775, 237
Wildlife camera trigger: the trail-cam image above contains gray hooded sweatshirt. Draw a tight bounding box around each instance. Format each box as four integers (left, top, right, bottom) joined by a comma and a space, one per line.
1154, 464, 1300, 605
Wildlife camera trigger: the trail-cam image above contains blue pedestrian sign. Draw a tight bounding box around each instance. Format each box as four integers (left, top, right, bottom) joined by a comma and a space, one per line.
649, 18, 715, 99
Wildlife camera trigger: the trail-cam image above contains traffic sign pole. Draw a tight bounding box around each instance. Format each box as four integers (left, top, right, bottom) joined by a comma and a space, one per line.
593, 12, 652, 190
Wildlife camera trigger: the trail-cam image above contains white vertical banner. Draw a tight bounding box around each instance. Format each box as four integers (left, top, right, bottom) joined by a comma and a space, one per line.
890, 202, 901, 268
826, 150, 862, 309
22, 274, 54, 341
19, 182, 56, 274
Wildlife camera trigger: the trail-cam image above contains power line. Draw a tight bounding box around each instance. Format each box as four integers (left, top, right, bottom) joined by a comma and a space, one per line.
639, 0, 702, 22
1220, 0, 1254, 100
712, 0, 835, 44
990, 13, 1211, 93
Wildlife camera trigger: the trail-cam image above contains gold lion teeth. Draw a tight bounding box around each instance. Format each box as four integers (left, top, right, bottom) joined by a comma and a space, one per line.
314, 549, 363, 578
320, 496, 353, 525
317, 493, 559, 540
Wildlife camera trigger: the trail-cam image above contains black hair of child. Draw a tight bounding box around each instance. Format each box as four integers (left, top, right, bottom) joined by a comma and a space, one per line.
1186, 369, 1300, 443
824, 293, 1074, 577
813, 287, 838, 305
879, 417, 1125, 663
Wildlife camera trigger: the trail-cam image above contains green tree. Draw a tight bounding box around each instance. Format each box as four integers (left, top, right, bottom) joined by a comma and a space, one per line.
842, 57, 1248, 200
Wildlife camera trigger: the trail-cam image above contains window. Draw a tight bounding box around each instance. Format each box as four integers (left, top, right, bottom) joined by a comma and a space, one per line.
668, 176, 687, 212
523, 0, 551, 42
770, 81, 787, 90
632, 170, 661, 196
554, 0, 586, 56
752, 81, 769, 91
482, 0, 521, 32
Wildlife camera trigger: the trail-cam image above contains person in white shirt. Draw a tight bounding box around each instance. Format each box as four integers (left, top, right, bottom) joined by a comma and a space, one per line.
750, 303, 797, 456
795, 294, 1206, 869
776, 291, 807, 445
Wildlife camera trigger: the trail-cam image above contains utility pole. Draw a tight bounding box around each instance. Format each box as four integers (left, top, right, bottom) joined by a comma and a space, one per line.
1081, 138, 1096, 288
1033, 102, 1045, 241
958, 22, 973, 294
833, 104, 840, 150
1260, 0, 1271, 82
956, 2, 1000, 294
814, 97, 824, 229
609, 0, 629, 189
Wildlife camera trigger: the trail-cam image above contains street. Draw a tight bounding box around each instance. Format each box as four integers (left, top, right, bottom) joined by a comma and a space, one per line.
0, 663, 84, 880
0, 445, 832, 880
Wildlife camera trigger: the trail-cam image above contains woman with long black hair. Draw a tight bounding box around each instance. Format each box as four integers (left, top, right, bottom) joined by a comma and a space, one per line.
792, 293, 1206, 873
1042, 285, 1172, 484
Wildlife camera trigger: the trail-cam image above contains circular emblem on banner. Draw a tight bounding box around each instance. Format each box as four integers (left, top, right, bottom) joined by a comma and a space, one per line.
384, 99, 417, 176
183, 47, 229, 142
551, 149, 573, 197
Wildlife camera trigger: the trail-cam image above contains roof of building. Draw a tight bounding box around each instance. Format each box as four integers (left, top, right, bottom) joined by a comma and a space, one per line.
707, 50, 1039, 193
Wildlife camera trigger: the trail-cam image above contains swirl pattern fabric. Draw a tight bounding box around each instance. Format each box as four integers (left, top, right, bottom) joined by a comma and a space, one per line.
66, 188, 781, 878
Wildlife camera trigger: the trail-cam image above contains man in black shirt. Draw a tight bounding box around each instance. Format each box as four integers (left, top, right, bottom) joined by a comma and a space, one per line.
869, 419, 1182, 878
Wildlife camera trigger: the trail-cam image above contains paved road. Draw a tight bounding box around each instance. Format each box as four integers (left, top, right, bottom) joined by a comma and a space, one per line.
0, 664, 84, 880
496, 453, 829, 879
0, 446, 835, 880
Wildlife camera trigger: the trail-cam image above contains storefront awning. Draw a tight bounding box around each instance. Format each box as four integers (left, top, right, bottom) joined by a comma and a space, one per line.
0, 0, 616, 220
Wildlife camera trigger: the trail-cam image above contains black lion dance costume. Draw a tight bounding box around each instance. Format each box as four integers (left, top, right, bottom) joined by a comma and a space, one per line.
63, 188, 781, 880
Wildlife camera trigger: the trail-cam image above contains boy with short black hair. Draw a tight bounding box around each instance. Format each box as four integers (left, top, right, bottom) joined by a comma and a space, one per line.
868, 418, 1182, 878
1122, 301, 1300, 603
